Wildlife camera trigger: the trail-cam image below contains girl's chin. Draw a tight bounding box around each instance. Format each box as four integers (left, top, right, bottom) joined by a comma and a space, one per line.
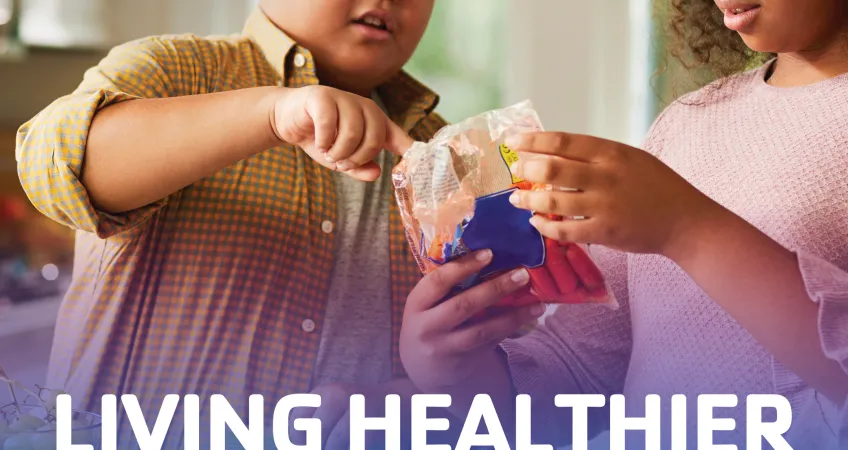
737, 35, 781, 55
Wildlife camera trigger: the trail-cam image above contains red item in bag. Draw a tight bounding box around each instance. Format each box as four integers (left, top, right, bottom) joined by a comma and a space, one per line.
543, 238, 579, 294
511, 182, 614, 307
565, 242, 607, 291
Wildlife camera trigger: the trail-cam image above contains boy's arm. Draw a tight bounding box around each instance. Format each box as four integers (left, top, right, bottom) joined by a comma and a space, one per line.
83, 86, 281, 216
15, 36, 283, 238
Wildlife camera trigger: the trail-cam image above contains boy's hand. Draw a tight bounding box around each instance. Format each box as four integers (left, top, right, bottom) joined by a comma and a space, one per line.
272, 85, 414, 182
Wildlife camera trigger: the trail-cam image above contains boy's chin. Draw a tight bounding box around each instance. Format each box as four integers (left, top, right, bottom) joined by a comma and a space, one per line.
322, 58, 404, 91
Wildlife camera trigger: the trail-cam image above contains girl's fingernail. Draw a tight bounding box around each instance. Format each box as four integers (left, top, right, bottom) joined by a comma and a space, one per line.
337, 160, 352, 171
511, 268, 529, 284
476, 249, 493, 262
508, 192, 520, 206
325, 153, 336, 163
510, 162, 521, 177
505, 135, 520, 148
529, 216, 540, 227
555, 186, 578, 192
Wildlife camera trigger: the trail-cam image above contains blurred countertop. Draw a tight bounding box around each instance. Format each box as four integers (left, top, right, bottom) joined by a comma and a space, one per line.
0, 123, 69, 341
0, 293, 63, 339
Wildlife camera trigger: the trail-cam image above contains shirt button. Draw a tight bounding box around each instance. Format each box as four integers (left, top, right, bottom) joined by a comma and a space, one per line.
301, 319, 315, 333
321, 220, 334, 234
293, 53, 306, 68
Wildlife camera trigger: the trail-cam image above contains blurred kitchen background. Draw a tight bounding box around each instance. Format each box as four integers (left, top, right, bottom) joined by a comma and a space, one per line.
0, 0, 691, 444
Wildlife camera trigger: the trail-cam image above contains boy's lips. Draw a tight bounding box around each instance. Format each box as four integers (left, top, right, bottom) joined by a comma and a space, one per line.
351, 9, 395, 40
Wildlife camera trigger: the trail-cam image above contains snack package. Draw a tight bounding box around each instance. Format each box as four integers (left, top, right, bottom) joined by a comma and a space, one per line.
392, 100, 618, 313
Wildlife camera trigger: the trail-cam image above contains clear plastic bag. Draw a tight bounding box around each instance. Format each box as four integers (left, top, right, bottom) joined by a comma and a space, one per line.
392, 100, 618, 311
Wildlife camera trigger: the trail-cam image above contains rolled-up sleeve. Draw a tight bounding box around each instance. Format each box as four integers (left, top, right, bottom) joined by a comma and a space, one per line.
15, 36, 214, 237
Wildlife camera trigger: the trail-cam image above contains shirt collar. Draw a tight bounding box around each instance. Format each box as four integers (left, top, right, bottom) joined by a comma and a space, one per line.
242, 7, 440, 132
243, 6, 296, 77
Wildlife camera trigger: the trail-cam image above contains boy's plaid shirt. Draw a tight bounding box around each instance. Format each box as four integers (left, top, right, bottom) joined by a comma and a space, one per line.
15, 7, 446, 431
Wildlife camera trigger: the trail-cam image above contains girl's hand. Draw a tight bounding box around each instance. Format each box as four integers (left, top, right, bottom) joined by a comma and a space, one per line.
272, 85, 414, 182
505, 132, 724, 260
400, 250, 546, 393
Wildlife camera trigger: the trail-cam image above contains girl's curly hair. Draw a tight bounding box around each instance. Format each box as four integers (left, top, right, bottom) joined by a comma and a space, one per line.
662, 0, 775, 90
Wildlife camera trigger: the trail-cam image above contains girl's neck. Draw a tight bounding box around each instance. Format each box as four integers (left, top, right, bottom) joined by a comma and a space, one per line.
769, 31, 848, 87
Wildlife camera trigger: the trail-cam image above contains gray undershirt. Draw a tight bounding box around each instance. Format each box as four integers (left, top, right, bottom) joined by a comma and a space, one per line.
310, 94, 394, 387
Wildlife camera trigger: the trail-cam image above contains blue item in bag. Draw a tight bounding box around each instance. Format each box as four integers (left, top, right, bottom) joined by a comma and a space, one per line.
424, 188, 546, 292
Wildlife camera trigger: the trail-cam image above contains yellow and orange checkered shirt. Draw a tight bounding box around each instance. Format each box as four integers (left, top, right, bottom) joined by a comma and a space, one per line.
15, 6, 445, 430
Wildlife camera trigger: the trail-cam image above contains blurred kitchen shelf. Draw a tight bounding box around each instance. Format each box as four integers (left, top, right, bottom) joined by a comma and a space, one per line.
0, 41, 106, 64
0, 39, 26, 62
0, 43, 108, 125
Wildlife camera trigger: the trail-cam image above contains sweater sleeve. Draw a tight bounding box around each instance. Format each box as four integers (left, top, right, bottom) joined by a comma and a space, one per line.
796, 250, 848, 446
795, 250, 848, 377
766, 249, 848, 448
15, 36, 221, 239
499, 245, 633, 446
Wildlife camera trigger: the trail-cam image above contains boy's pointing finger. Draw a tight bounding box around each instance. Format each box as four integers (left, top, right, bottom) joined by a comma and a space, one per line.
384, 120, 415, 157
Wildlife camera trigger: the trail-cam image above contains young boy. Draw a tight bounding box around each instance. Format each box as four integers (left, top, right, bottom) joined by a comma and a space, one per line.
15, 0, 443, 447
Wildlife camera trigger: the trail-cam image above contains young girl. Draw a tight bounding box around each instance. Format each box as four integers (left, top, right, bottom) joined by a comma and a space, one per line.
399, 0, 848, 448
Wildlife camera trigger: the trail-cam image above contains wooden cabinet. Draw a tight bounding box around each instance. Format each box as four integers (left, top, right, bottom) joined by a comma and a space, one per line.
0, 129, 22, 197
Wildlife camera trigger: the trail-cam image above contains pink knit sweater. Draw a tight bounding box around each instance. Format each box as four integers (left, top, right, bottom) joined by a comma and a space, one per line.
501, 60, 848, 449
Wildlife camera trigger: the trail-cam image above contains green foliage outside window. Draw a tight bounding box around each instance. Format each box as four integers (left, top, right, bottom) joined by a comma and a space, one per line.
404, 0, 507, 123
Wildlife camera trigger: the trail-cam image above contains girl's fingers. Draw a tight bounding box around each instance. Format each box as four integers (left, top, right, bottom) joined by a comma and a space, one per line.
508, 190, 595, 218
428, 268, 531, 331
529, 214, 598, 244
406, 250, 495, 313
510, 153, 595, 188
326, 96, 365, 164
505, 132, 599, 163
447, 304, 545, 353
